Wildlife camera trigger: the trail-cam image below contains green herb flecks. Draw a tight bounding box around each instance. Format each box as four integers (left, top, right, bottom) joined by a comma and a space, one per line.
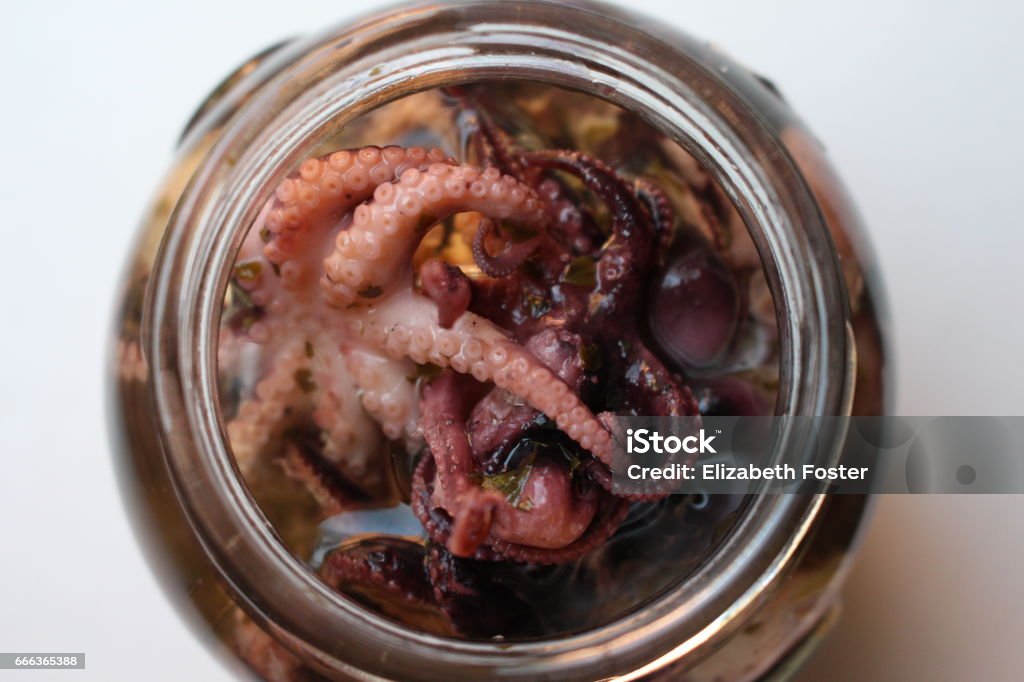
557, 443, 584, 476
304, 341, 314, 358
561, 255, 596, 287
482, 450, 537, 509
224, 280, 262, 333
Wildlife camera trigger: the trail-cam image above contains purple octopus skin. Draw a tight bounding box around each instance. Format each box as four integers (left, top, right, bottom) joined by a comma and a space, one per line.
418, 258, 472, 328
320, 537, 436, 609
515, 150, 699, 425
418, 369, 607, 559
319, 536, 542, 638
411, 452, 629, 566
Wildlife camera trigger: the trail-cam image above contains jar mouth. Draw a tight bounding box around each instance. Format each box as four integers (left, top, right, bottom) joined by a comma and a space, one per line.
146, 1, 853, 678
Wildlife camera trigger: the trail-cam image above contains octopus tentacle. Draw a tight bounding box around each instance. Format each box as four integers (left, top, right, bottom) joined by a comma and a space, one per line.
226, 341, 308, 472
470, 216, 540, 277
418, 259, 471, 328
342, 346, 420, 442
412, 434, 626, 564
346, 290, 614, 466
320, 538, 437, 608
535, 177, 600, 254
322, 163, 546, 307
307, 338, 384, 474
468, 328, 587, 461
411, 455, 501, 563
417, 370, 504, 556
521, 149, 655, 321
418, 371, 607, 559
474, 107, 526, 180
278, 438, 373, 517
635, 176, 677, 257
264, 145, 452, 289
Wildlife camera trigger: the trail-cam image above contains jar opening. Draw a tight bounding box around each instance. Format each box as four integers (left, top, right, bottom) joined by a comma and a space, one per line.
219, 79, 780, 642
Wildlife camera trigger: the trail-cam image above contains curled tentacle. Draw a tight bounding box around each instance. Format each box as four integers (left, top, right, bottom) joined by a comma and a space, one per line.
520, 151, 652, 246
322, 163, 546, 307
521, 149, 655, 325
411, 455, 501, 563
471, 216, 540, 277
635, 176, 677, 258
417, 371, 508, 556
535, 177, 600, 254
264, 146, 452, 289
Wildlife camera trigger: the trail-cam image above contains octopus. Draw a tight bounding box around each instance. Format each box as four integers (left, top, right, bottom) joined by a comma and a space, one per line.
220, 87, 770, 642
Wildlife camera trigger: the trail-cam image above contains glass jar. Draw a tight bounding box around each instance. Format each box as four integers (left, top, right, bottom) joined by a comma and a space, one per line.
109, 1, 888, 680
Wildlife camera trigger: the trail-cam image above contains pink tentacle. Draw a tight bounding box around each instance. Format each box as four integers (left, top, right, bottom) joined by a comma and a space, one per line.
344, 290, 615, 467
263, 146, 452, 289
322, 163, 546, 306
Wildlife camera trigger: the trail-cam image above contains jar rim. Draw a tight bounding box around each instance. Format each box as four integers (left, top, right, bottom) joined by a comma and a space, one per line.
146, 1, 853, 678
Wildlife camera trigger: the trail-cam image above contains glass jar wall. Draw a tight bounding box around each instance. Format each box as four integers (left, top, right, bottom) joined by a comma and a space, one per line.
110, 2, 887, 680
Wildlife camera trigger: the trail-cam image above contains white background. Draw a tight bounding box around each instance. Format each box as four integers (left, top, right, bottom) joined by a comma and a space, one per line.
3, 1, 1023, 680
